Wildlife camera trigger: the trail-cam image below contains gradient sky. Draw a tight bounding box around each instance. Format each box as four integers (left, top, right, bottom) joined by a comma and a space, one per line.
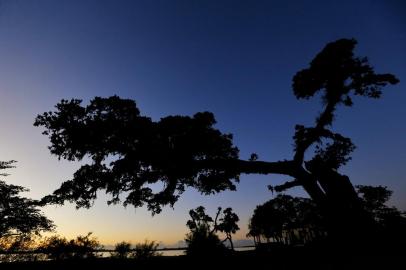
0, 0, 405, 246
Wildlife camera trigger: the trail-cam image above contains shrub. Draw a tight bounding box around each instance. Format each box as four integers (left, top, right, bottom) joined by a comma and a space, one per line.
39, 232, 102, 260
71, 232, 102, 259
185, 226, 227, 257
39, 235, 71, 260
111, 241, 132, 259
133, 240, 161, 260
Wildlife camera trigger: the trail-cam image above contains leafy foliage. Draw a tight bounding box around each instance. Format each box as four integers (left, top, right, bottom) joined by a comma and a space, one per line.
0, 161, 54, 239
185, 206, 227, 256
356, 185, 406, 245
35, 96, 239, 214
39, 232, 102, 260
133, 240, 161, 260
216, 207, 240, 250
293, 38, 398, 104
356, 185, 405, 224
38, 235, 71, 260
111, 241, 132, 259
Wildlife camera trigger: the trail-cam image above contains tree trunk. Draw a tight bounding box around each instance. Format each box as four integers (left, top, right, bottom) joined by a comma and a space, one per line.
228, 235, 234, 251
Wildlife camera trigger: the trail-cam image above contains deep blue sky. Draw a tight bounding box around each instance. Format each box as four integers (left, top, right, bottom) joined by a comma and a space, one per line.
0, 0, 405, 245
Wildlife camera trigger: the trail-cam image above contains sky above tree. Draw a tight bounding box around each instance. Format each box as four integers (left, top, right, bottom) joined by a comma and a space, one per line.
0, 0, 404, 245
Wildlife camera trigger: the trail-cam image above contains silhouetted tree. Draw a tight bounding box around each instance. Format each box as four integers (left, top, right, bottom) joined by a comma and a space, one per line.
39, 232, 101, 260
356, 185, 393, 221
35, 39, 399, 244
247, 220, 261, 245
184, 206, 226, 256
216, 207, 240, 250
356, 185, 406, 245
111, 241, 132, 259
72, 232, 102, 259
133, 240, 161, 260
0, 161, 54, 241
39, 235, 71, 260
249, 199, 284, 244
248, 195, 324, 245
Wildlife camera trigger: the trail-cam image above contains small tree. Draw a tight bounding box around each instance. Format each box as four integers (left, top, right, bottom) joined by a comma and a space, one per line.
0, 161, 54, 242
185, 206, 226, 256
39, 232, 102, 260
247, 220, 262, 245
356, 185, 406, 244
133, 240, 161, 260
356, 185, 393, 222
71, 232, 102, 259
216, 207, 240, 250
111, 241, 132, 259
39, 235, 71, 260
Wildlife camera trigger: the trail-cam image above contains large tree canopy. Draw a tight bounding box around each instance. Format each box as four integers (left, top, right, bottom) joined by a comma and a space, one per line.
0, 161, 54, 238
35, 38, 398, 215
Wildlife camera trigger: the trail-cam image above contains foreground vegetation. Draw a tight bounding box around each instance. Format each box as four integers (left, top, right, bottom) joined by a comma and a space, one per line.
0, 246, 404, 270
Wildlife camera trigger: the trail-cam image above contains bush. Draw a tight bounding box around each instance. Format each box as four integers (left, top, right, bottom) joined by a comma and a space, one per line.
39, 235, 71, 260
39, 232, 102, 260
111, 241, 132, 259
72, 232, 102, 259
185, 227, 227, 257
133, 240, 161, 260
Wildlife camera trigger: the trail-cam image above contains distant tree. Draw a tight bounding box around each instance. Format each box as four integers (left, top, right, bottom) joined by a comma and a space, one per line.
39, 235, 71, 260
133, 240, 161, 260
248, 195, 324, 245
248, 196, 287, 244
35, 39, 399, 244
39, 232, 102, 260
0, 161, 54, 241
72, 232, 102, 259
247, 219, 261, 245
0, 234, 42, 262
216, 207, 240, 250
356, 185, 406, 244
356, 185, 393, 221
185, 206, 226, 256
111, 241, 132, 259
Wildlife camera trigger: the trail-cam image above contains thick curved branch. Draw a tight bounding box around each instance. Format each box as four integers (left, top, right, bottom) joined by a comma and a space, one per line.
193, 159, 297, 177
272, 179, 302, 193
294, 101, 339, 164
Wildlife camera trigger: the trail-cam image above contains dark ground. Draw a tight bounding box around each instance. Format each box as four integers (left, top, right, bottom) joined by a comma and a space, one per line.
1, 246, 404, 270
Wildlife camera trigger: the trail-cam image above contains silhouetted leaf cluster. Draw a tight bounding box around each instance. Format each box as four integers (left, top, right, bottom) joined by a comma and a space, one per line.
0, 161, 54, 240
35, 97, 239, 214
216, 207, 240, 250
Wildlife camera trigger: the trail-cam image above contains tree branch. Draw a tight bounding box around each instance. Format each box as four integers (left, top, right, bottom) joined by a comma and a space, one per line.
194, 159, 297, 177
212, 207, 222, 233
272, 179, 302, 193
